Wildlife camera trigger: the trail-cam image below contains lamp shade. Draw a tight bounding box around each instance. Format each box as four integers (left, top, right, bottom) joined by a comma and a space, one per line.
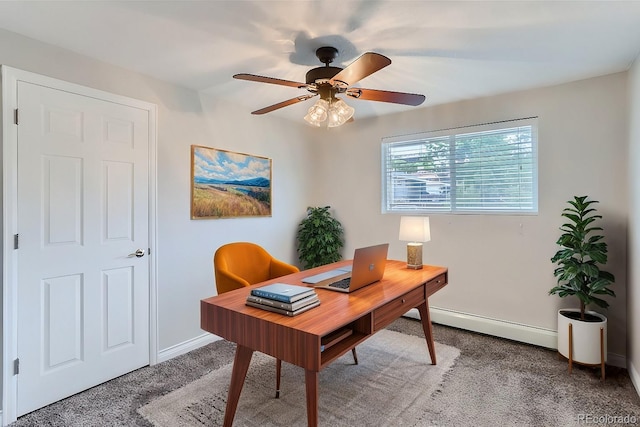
327, 98, 355, 127
304, 98, 329, 126
399, 216, 431, 242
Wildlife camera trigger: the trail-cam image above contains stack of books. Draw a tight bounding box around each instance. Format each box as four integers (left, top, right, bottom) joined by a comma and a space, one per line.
246, 283, 320, 316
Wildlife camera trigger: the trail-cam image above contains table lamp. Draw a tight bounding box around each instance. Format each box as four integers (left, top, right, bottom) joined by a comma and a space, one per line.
398, 216, 431, 269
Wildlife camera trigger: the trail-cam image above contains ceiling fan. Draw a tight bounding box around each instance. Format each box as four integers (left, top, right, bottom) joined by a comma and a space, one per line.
233, 46, 426, 127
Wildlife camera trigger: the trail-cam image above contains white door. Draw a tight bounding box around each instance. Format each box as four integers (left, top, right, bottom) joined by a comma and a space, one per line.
16, 81, 150, 415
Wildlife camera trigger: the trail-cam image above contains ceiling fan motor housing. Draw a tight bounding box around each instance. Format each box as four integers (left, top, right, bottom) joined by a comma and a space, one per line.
306, 46, 343, 84
306, 66, 343, 84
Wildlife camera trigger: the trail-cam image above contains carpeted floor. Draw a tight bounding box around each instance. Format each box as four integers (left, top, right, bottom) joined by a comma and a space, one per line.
10, 317, 640, 426
386, 320, 640, 426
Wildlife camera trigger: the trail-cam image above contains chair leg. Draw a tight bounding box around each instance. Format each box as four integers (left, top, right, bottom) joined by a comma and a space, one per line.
352, 348, 358, 365
275, 358, 282, 398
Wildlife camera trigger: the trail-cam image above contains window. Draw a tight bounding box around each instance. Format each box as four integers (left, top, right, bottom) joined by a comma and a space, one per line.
382, 118, 538, 214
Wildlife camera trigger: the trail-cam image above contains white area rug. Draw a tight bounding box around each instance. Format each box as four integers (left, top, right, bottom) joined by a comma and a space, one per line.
138, 329, 460, 426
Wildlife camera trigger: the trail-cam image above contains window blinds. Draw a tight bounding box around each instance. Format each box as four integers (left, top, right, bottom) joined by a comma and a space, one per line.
382, 118, 538, 214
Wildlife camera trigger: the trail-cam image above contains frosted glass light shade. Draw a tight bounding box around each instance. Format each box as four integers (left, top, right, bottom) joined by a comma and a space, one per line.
327, 98, 355, 128
304, 98, 329, 126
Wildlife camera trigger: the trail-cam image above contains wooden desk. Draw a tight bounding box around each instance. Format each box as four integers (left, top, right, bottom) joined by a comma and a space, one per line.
200, 260, 448, 426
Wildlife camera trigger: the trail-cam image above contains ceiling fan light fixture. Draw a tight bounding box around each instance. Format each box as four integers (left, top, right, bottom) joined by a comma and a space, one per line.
327, 98, 354, 128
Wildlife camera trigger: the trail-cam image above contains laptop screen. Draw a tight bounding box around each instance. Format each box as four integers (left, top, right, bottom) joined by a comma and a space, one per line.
348, 243, 389, 291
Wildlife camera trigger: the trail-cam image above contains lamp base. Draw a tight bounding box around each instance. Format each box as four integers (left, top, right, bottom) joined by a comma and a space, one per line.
406, 243, 423, 269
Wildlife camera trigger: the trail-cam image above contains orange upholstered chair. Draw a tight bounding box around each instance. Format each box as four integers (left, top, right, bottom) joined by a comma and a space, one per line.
213, 242, 300, 398
214, 242, 300, 295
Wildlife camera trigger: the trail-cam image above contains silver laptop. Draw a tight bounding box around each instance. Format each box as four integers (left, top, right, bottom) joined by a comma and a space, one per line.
303, 243, 389, 293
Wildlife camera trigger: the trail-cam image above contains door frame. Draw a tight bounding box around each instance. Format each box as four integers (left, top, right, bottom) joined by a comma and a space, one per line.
1, 66, 159, 425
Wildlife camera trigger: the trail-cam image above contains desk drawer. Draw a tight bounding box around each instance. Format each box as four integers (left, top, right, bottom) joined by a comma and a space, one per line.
373, 286, 424, 331
426, 273, 447, 296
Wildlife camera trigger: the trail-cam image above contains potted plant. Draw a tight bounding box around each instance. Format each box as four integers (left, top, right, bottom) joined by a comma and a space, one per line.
549, 196, 615, 376
296, 206, 344, 269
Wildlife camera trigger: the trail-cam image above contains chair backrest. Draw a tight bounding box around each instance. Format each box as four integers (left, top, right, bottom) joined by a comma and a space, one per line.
214, 242, 301, 295
214, 242, 273, 288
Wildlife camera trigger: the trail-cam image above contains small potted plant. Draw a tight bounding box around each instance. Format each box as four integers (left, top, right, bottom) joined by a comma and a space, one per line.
549, 196, 615, 376
296, 206, 344, 269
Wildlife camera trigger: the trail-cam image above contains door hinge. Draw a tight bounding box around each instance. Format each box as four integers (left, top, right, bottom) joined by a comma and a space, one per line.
14, 108, 18, 125
14, 358, 19, 375
14, 234, 19, 250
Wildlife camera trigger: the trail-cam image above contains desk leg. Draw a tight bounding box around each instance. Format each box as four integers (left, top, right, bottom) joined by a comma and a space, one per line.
305, 369, 319, 427
417, 300, 437, 365
223, 344, 254, 427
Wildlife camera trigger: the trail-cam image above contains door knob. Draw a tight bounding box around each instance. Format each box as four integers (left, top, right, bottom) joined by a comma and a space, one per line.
128, 249, 145, 258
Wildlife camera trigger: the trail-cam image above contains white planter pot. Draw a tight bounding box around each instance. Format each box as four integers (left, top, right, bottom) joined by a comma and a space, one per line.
557, 309, 607, 365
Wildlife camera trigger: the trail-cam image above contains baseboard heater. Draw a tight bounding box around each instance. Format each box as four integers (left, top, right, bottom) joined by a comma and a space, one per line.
403, 306, 626, 368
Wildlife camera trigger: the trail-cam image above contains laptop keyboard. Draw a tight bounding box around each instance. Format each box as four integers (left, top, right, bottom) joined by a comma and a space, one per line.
328, 277, 351, 289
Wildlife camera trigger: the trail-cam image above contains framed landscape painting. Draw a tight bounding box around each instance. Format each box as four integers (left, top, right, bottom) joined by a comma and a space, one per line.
191, 145, 272, 219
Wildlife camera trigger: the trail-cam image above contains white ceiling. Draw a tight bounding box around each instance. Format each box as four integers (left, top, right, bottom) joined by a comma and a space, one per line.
1, 1, 640, 122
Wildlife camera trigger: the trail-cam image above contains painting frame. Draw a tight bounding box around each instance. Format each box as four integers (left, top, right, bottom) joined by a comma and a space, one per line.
191, 145, 272, 219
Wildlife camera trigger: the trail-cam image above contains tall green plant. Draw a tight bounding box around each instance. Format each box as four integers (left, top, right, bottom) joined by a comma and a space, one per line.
549, 196, 615, 320
296, 206, 344, 269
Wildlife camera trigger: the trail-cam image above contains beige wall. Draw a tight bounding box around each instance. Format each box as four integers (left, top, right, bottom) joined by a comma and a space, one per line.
628, 56, 640, 389
0, 26, 635, 381
310, 72, 629, 357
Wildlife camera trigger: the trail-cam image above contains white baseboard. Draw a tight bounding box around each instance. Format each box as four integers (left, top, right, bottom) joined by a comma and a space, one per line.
156, 333, 221, 364
608, 352, 627, 369
629, 361, 640, 398
404, 307, 626, 368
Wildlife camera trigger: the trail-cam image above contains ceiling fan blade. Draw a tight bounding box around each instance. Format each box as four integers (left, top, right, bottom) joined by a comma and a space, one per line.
346, 88, 425, 106
251, 94, 317, 115
233, 73, 307, 89
330, 52, 391, 86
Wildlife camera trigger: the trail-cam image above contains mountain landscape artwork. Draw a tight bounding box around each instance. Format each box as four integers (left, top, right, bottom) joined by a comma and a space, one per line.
191, 145, 272, 219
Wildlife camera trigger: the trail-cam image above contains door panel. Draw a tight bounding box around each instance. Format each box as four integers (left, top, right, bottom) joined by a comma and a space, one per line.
103, 161, 134, 241
103, 267, 134, 350
43, 155, 83, 245
43, 274, 83, 370
16, 81, 150, 416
